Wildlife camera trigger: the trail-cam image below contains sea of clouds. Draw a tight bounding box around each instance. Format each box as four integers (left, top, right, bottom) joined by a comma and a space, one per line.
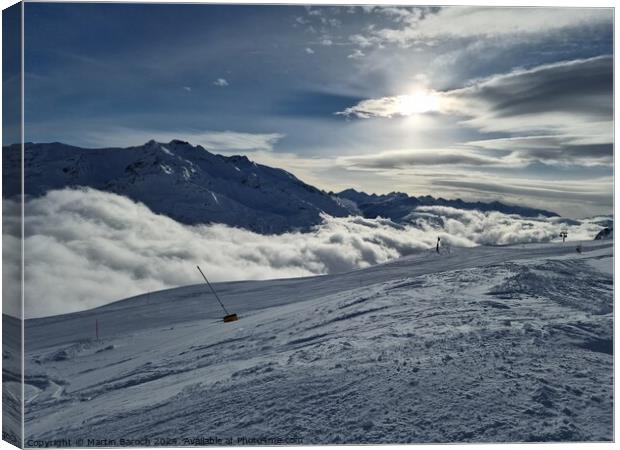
2, 188, 609, 318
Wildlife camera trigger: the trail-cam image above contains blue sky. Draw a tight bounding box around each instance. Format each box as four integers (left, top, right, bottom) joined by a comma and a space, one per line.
19, 3, 613, 217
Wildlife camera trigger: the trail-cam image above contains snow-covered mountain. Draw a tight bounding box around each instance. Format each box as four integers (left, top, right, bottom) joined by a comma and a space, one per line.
336, 189, 557, 221
595, 227, 613, 240
5, 141, 556, 233
10, 240, 613, 443
3, 141, 350, 234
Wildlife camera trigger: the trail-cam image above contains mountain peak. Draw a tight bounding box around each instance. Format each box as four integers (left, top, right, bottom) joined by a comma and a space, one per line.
7, 141, 351, 234
168, 139, 191, 146
5, 141, 559, 234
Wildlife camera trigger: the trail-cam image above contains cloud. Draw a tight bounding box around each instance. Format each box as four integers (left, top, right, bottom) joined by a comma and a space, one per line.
410, 205, 606, 246
351, 7, 612, 48
443, 56, 613, 136
187, 130, 284, 152
337, 93, 438, 118
339, 149, 514, 169
337, 141, 611, 172
466, 136, 613, 166
374, 6, 423, 23
328, 18, 341, 28
300, 7, 343, 29
349, 34, 375, 49
430, 177, 613, 206
339, 56, 611, 122
347, 49, 365, 59
337, 56, 612, 166
213, 78, 229, 87
56, 127, 285, 153
183, 86, 192, 92
3, 188, 608, 318
305, 47, 315, 54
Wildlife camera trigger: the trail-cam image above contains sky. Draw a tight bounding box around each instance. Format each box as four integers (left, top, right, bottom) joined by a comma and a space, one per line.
18, 3, 614, 218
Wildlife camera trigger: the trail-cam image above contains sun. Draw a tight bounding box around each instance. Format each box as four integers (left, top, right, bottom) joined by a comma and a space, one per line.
396, 91, 440, 116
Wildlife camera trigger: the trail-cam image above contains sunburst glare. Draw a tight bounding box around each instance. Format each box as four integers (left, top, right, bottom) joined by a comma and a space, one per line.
396, 91, 440, 115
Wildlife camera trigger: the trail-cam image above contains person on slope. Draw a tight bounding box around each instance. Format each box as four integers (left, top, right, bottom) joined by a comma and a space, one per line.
436, 236, 441, 254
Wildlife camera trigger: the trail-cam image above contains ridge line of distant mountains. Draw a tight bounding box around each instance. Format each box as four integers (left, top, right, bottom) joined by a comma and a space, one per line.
3, 140, 557, 234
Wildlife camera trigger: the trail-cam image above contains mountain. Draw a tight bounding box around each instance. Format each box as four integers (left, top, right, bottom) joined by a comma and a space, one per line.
13, 241, 613, 442
4, 141, 556, 234
3, 140, 351, 234
336, 188, 557, 221
594, 227, 613, 240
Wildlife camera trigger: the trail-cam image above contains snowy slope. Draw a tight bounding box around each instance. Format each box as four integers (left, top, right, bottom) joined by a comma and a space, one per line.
14, 240, 612, 444
3, 141, 350, 234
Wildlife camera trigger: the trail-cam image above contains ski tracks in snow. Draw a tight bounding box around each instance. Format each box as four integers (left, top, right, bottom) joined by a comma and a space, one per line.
21, 243, 613, 443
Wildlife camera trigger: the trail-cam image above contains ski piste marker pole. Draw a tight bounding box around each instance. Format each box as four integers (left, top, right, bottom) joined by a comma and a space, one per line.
197, 265, 230, 316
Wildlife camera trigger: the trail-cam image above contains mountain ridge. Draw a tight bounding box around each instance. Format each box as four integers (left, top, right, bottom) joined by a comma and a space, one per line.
3, 140, 351, 234
3, 140, 557, 233
336, 188, 557, 221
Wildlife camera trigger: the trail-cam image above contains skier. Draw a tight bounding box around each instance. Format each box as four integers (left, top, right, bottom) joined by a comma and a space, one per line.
436, 236, 441, 254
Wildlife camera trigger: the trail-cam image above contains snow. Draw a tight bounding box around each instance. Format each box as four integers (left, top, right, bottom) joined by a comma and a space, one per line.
583, 253, 613, 275
159, 164, 173, 174
159, 145, 174, 156
4, 141, 601, 235
14, 240, 613, 443
3, 141, 353, 234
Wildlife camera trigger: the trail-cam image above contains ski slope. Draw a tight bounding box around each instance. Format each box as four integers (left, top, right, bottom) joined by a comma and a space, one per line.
14, 241, 613, 444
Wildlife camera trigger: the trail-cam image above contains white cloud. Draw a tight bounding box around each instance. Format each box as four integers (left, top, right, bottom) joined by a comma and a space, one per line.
3, 188, 608, 318
213, 78, 229, 87
190, 130, 284, 152
305, 47, 315, 54
375, 6, 421, 23
73, 127, 285, 152
411, 205, 606, 246
183, 86, 192, 92
440, 56, 612, 136
336, 56, 612, 168
338, 148, 518, 169
337, 94, 427, 118
347, 49, 365, 59
354, 7, 611, 48
302, 7, 341, 28
465, 136, 612, 166
349, 34, 374, 48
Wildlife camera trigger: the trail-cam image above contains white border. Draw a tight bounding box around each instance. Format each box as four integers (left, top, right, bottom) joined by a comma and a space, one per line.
0, 2, 616, 450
